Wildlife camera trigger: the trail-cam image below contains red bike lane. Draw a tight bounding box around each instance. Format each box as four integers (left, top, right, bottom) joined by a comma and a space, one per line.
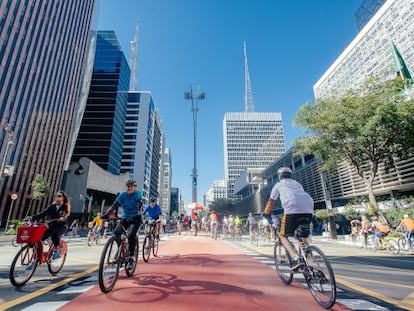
60, 235, 350, 311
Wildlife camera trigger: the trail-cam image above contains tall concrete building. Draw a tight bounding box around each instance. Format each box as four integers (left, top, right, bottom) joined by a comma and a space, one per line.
314, 0, 414, 99
205, 179, 226, 208
354, 0, 387, 31
0, 0, 96, 224
121, 92, 163, 202
159, 147, 172, 216
223, 112, 285, 199
71, 31, 130, 175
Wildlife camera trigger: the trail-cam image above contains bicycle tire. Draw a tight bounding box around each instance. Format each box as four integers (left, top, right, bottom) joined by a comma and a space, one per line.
273, 238, 294, 285
48, 241, 67, 275
125, 234, 139, 277
98, 236, 121, 293
304, 245, 336, 309
9, 244, 38, 287
152, 235, 159, 257
351, 233, 363, 248
386, 239, 400, 255
398, 237, 408, 251
142, 235, 151, 262
87, 233, 92, 247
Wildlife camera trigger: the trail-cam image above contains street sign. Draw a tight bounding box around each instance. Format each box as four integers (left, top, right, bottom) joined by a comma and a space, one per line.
11, 193, 18, 200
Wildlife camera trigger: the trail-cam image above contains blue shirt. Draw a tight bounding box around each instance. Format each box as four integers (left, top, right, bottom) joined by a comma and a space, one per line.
115, 191, 143, 218
143, 204, 162, 220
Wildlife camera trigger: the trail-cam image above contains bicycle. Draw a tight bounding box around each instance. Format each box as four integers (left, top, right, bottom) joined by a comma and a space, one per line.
374, 233, 400, 255
142, 219, 161, 262
98, 218, 139, 293
211, 222, 219, 240
273, 226, 336, 309
86, 222, 101, 246
9, 221, 68, 287
397, 230, 414, 252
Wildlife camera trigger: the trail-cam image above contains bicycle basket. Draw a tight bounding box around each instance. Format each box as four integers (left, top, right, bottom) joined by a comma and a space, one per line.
16, 225, 47, 243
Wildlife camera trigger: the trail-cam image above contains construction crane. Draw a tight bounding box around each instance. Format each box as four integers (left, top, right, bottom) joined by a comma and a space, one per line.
129, 20, 140, 91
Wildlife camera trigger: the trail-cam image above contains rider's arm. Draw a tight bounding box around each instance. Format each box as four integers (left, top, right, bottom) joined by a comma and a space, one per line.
264, 198, 275, 215
102, 201, 120, 219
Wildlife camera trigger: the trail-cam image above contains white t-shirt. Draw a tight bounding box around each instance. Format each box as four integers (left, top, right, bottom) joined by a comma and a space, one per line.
270, 178, 314, 215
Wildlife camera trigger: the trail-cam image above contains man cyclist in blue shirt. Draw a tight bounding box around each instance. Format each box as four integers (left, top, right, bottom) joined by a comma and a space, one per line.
143, 197, 162, 240
102, 178, 143, 269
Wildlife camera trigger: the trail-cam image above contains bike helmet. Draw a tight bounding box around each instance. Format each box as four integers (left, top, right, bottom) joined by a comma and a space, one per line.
150, 196, 157, 203
125, 178, 137, 186
277, 167, 293, 179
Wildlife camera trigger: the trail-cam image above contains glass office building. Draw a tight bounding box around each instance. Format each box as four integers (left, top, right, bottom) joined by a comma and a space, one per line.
71, 31, 130, 175
121, 92, 163, 201
0, 0, 95, 224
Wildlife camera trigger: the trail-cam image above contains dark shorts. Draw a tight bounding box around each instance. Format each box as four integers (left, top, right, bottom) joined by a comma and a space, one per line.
280, 213, 313, 237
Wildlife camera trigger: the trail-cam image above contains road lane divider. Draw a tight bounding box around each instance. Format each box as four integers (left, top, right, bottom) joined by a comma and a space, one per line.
0, 266, 98, 310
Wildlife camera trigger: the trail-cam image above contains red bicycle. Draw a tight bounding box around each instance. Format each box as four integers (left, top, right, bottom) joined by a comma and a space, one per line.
9, 221, 68, 286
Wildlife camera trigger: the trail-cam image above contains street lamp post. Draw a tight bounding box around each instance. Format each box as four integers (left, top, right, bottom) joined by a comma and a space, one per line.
184, 86, 206, 203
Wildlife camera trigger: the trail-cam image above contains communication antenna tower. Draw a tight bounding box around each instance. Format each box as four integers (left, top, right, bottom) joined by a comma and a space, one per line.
244, 41, 254, 112
129, 20, 140, 91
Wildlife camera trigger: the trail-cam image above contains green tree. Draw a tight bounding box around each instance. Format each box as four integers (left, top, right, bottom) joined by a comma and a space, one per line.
25, 174, 51, 217
209, 198, 235, 217
293, 78, 414, 219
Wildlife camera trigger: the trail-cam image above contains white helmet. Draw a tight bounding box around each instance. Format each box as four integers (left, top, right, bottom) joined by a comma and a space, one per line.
277, 167, 293, 179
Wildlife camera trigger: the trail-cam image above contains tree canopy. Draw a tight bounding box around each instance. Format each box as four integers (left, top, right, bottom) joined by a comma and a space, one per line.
293, 78, 414, 209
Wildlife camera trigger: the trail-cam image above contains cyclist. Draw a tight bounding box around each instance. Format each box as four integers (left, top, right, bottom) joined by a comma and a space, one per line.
246, 212, 257, 239
371, 215, 390, 248
143, 197, 162, 239
396, 214, 414, 248
31, 191, 71, 259
91, 212, 104, 236
207, 210, 218, 239
102, 178, 143, 269
264, 167, 314, 272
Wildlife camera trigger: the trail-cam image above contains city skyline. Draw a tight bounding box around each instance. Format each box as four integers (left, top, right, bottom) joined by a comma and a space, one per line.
96, 0, 364, 204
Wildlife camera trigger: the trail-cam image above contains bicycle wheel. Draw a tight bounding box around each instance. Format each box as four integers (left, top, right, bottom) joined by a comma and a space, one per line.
398, 237, 408, 251
98, 236, 121, 293
48, 242, 67, 274
304, 245, 336, 309
142, 235, 151, 262
87, 232, 93, 246
351, 233, 363, 248
386, 239, 400, 255
96, 233, 101, 245
125, 235, 139, 277
152, 234, 159, 257
9, 244, 39, 287
273, 238, 293, 285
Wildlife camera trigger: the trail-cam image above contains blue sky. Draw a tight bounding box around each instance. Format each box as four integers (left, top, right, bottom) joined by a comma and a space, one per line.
96, 0, 362, 205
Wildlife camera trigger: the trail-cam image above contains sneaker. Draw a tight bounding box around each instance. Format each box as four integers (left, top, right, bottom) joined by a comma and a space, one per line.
290, 260, 304, 272
127, 258, 135, 270
52, 248, 60, 260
